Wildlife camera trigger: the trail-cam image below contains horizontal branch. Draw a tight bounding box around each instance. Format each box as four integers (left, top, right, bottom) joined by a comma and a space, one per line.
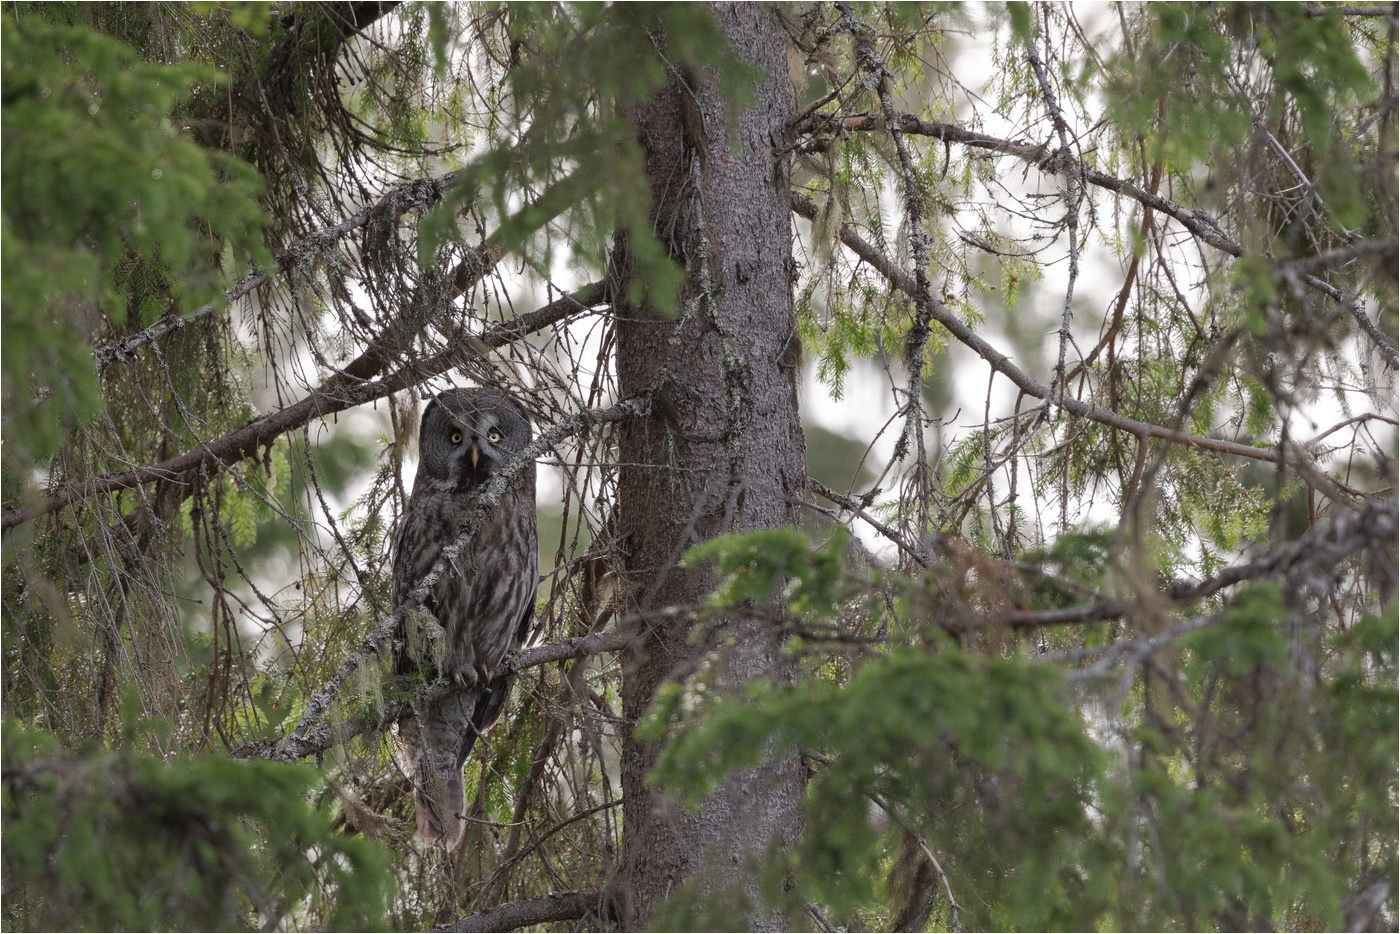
431, 890, 602, 933
1013, 496, 1397, 635
2, 283, 607, 532
1304, 5, 1399, 16
1284, 237, 1398, 276
795, 112, 1244, 257
792, 193, 1281, 464
234, 627, 637, 762
795, 112, 1399, 360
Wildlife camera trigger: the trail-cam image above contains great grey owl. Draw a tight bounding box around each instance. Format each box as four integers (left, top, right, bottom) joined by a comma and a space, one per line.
391, 388, 538, 851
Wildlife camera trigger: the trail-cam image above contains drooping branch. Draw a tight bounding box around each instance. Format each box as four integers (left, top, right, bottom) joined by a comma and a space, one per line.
843, 4, 940, 530
791, 194, 1282, 464
794, 111, 1399, 361
93, 169, 465, 369
2, 283, 608, 532
793, 112, 1245, 257
1026, 25, 1083, 424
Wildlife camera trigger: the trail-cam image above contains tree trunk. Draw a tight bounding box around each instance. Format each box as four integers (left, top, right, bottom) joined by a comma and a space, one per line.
613, 5, 806, 929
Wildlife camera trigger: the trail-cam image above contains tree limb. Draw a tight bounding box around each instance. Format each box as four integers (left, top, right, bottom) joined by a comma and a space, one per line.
2, 283, 607, 531
796, 111, 1398, 363
232, 627, 637, 762
93, 170, 464, 369
429, 890, 602, 933
1301, 275, 1399, 369
793, 112, 1245, 257
791, 193, 1282, 464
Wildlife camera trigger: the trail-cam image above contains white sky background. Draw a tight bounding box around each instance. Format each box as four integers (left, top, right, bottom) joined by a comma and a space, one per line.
227, 1, 1396, 621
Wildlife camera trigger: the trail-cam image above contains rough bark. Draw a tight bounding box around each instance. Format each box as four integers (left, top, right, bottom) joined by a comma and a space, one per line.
613, 5, 807, 929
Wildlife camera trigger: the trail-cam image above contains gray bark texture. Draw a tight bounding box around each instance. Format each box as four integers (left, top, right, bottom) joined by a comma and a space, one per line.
612, 5, 808, 929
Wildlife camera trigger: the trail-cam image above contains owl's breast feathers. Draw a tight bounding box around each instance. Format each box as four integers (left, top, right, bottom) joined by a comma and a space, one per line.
393, 471, 538, 681
390, 461, 537, 850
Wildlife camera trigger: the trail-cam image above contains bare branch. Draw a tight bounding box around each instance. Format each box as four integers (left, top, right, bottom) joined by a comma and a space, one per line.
429, 890, 602, 933
793, 112, 1245, 257
1026, 24, 1083, 426
1304, 4, 1399, 15
807, 477, 931, 568
2, 283, 608, 532
1302, 275, 1399, 369
93, 171, 464, 369
1284, 237, 1398, 276
791, 193, 1282, 464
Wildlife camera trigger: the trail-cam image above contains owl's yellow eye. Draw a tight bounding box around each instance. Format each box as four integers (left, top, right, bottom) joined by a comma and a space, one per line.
487, 428, 502, 443
450, 431, 463, 444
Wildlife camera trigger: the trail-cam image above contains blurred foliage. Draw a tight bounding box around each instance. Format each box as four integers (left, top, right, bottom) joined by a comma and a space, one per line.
1, 11, 267, 466
2, 715, 394, 931
805, 424, 878, 496
654, 530, 1398, 931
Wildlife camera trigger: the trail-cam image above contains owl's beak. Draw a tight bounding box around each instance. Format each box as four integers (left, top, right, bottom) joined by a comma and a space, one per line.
470, 440, 480, 470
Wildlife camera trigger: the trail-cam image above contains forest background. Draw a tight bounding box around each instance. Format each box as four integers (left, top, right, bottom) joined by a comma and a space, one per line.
2, 2, 1397, 931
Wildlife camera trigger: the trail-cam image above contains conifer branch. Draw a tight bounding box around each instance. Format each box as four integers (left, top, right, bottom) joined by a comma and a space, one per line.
842, 3, 940, 533
794, 111, 1398, 360
93, 170, 464, 369
791, 193, 1282, 464
2, 283, 608, 531
793, 111, 1246, 257
429, 890, 603, 932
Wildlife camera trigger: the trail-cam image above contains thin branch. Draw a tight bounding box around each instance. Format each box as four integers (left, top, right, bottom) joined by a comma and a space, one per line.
1044, 497, 1399, 668
94, 272, 268, 369
2, 283, 608, 531
232, 623, 637, 762
1302, 274, 1399, 369
799, 111, 1399, 362
1026, 22, 1082, 424
1303, 4, 1399, 16
807, 477, 931, 568
791, 193, 1282, 464
792, 112, 1245, 257
1284, 237, 1398, 276
430, 890, 602, 933
92, 170, 463, 369
841, 4, 941, 527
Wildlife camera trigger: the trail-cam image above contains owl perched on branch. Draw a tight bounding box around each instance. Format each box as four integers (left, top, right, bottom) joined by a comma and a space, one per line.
390, 388, 539, 851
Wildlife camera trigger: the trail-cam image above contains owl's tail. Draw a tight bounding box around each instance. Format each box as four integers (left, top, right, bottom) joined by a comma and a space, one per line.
391, 679, 514, 852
